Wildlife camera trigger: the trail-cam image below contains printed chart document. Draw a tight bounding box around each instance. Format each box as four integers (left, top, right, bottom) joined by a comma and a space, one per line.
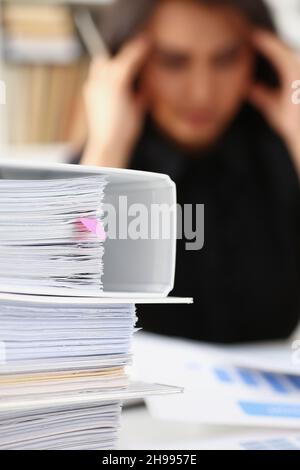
133, 332, 300, 429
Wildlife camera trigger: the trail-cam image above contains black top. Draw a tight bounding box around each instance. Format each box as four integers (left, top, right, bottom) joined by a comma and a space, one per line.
75, 104, 300, 343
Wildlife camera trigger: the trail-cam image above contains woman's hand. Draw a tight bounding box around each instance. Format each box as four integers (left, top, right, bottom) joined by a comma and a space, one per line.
249, 31, 300, 179
81, 34, 150, 168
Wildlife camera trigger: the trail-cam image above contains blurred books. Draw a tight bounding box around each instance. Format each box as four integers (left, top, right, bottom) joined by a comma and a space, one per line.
1, 3, 88, 147
2, 4, 82, 63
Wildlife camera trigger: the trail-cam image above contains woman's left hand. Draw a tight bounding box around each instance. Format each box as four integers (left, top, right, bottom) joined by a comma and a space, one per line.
250, 31, 300, 178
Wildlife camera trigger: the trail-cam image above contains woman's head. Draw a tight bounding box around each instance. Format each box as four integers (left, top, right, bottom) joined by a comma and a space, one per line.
96, 0, 276, 148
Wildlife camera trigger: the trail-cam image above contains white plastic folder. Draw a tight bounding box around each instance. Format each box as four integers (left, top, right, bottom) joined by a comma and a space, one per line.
0, 159, 177, 298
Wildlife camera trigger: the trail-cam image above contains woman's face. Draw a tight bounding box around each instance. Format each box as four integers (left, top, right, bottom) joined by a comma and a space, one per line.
141, 0, 255, 148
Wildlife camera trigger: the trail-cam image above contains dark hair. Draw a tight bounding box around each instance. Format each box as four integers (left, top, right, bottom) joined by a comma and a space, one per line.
92, 0, 278, 85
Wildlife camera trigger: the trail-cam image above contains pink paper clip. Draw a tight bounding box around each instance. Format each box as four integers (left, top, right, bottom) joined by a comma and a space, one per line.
79, 218, 107, 241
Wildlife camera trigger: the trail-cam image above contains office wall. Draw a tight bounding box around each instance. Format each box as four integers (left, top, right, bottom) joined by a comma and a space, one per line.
266, 0, 300, 48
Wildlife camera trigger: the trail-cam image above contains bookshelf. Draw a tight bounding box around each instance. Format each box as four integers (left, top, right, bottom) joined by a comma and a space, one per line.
0, 1, 111, 160
0, 1, 112, 5
1, 0, 299, 160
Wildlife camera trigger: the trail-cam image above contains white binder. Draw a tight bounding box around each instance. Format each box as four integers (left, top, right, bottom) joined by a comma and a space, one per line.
0, 159, 179, 298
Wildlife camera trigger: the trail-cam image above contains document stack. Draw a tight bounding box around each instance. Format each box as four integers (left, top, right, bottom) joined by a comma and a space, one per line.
0, 171, 107, 296
0, 160, 191, 450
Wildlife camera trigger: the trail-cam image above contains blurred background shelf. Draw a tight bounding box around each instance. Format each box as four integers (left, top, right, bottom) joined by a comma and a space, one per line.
0, 1, 113, 5
0, 143, 73, 162
0, 1, 96, 154
0, 0, 299, 162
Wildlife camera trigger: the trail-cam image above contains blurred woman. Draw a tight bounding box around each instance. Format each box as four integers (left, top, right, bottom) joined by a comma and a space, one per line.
78, 0, 300, 343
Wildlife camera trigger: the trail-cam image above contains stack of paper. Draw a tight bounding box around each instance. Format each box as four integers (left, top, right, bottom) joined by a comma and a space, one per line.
0, 295, 180, 450
0, 402, 123, 450
0, 173, 107, 296
0, 295, 132, 449
0, 161, 187, 449
0, 297, 135, 369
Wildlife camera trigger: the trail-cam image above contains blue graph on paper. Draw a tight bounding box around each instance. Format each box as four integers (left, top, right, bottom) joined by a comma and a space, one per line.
213, 366, 300, 419
240, 436, 300, 451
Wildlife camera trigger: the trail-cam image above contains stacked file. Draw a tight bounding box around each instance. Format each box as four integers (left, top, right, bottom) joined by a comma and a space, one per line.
0, 160, 188, 450
0, 171, 107, 296
0, 294, 180, 450
0, 295, 135, 449
0, 297, 135, 367
0, 160, 178, 297
0, 402, 123, 450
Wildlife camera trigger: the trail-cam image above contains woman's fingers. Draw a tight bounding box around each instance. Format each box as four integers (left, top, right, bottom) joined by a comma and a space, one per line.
82, 33, 150, 168
249, 32, 300, 147
87, 33, 151, 87
116, 33, 151, 85
88, 55, 108, 81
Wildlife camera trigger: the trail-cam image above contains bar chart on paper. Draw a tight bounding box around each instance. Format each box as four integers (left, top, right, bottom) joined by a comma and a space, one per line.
133, 333, 300, 428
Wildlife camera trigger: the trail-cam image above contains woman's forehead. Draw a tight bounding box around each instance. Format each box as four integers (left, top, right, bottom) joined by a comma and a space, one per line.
147, 0, 252, 51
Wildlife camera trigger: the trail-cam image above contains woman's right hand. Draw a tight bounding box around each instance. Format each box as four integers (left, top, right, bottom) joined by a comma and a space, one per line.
81, 34, 150, 168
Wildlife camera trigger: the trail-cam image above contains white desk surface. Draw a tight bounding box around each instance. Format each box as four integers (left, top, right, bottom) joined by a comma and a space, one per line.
119, 325, 300, 450
117, 404, 278, 450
